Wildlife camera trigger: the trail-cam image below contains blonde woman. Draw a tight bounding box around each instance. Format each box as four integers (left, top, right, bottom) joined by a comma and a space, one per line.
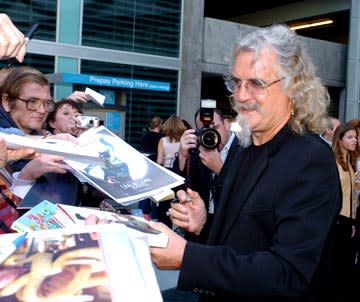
156, 115, 186, 169
156, 115, 186, 227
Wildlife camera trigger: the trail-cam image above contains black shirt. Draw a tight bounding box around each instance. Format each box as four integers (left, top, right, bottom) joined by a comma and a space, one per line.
140, 131, 163, 162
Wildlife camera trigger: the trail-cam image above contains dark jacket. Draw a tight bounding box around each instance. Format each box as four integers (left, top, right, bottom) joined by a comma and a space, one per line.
0, 105, 16, 129
0, 105, 42, 172
178, 124, 342, 302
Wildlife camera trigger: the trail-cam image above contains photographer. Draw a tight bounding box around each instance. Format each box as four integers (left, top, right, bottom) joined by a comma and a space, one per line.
46, 98, 99, 137
46, 99, 85, 137
172, 107, 239, 241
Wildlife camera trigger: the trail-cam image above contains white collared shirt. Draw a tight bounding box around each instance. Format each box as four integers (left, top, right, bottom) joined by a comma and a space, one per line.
11, 172, 35, 199
208, 132, 235, 213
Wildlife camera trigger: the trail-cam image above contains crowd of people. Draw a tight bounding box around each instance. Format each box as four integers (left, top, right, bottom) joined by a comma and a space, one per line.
1, 12, 360, 302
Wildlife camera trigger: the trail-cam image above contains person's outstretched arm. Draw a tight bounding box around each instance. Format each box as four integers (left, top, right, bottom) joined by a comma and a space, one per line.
0, 13, 26, 62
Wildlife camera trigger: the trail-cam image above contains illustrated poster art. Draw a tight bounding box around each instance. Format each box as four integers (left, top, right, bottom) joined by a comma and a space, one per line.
64, 126, 184, 205
0, 225, 162, 302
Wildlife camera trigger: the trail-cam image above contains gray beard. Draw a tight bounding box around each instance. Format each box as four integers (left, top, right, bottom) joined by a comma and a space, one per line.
232, 113, 252, 148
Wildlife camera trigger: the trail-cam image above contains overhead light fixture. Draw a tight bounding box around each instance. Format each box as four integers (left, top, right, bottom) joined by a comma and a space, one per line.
289, 19, 333, 31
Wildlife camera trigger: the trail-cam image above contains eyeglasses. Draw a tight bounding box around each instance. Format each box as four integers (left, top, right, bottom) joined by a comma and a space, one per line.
224, 76, 284, 96
17, 97, 55, 112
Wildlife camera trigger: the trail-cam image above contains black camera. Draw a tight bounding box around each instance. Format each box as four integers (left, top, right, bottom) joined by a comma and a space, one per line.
190, 99, 221, 154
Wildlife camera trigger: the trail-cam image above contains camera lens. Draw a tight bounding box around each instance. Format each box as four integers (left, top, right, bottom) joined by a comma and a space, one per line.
199, 128, 220, 149
88, 119, 94, 126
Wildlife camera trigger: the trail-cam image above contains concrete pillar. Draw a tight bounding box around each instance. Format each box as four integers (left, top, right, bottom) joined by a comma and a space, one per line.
345, 0, 360, 120
55, 0, 82, 99
178, 0, 204, 127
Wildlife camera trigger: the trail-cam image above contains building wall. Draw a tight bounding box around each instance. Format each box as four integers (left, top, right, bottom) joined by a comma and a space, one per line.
179, 0, 347, 124
178, 0, 204, 127
202, 18, 346, 86
0, 0, 351, 140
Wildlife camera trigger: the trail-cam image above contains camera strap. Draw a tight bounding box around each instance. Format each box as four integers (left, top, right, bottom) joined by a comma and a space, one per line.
185, 157, 191, 188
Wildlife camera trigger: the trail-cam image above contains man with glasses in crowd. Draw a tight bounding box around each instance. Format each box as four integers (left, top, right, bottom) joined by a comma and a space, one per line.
0, 66, 55, 170
0, 66, 54, 135
0, 66, 81, 206
150, 24, 341, 302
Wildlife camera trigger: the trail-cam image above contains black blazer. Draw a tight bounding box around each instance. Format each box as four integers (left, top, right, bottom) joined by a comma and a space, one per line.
177, 125, 341, 302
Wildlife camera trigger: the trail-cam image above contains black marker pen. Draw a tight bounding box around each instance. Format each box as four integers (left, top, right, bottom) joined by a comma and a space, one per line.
7, 23, 40, 67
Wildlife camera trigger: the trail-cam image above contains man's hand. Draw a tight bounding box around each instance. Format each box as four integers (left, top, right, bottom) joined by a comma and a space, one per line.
178, 129, 198, 170
85, 214, 111, 240
198, 146, 223, 175
67, 91, 90, 103
7, 148, 36, 163
0, 137, 37, 167
0, 14, 26, 62
169, 189, 207, 235
149, 222, 187, 270
19, 154, 67, 180
0, 138, 7, 168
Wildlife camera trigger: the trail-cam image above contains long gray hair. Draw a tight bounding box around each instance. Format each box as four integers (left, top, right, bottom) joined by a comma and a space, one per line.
230, 24, 329, 135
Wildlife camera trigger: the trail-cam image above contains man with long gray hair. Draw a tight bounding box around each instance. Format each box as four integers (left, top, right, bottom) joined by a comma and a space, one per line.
150, 24, 341, 302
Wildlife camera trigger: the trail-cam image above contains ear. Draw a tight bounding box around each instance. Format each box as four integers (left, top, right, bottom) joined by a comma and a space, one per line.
2, 94, 11, 112
48, 120, 56, 129
325, 127, 332, 136
223, 118, 232, 131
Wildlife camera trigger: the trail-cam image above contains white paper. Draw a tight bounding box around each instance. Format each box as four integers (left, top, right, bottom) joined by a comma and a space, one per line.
85, 87, 105, 106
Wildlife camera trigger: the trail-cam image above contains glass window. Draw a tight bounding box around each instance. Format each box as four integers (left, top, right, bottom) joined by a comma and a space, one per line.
82, 0, 181, 57
0, 54, 55, 72
81, 60, 178, 148
0, 1, 56, 41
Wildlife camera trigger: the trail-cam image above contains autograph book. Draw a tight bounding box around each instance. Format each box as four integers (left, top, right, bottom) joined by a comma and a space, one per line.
0, 225, 162, 302
11, 200, 168, 248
